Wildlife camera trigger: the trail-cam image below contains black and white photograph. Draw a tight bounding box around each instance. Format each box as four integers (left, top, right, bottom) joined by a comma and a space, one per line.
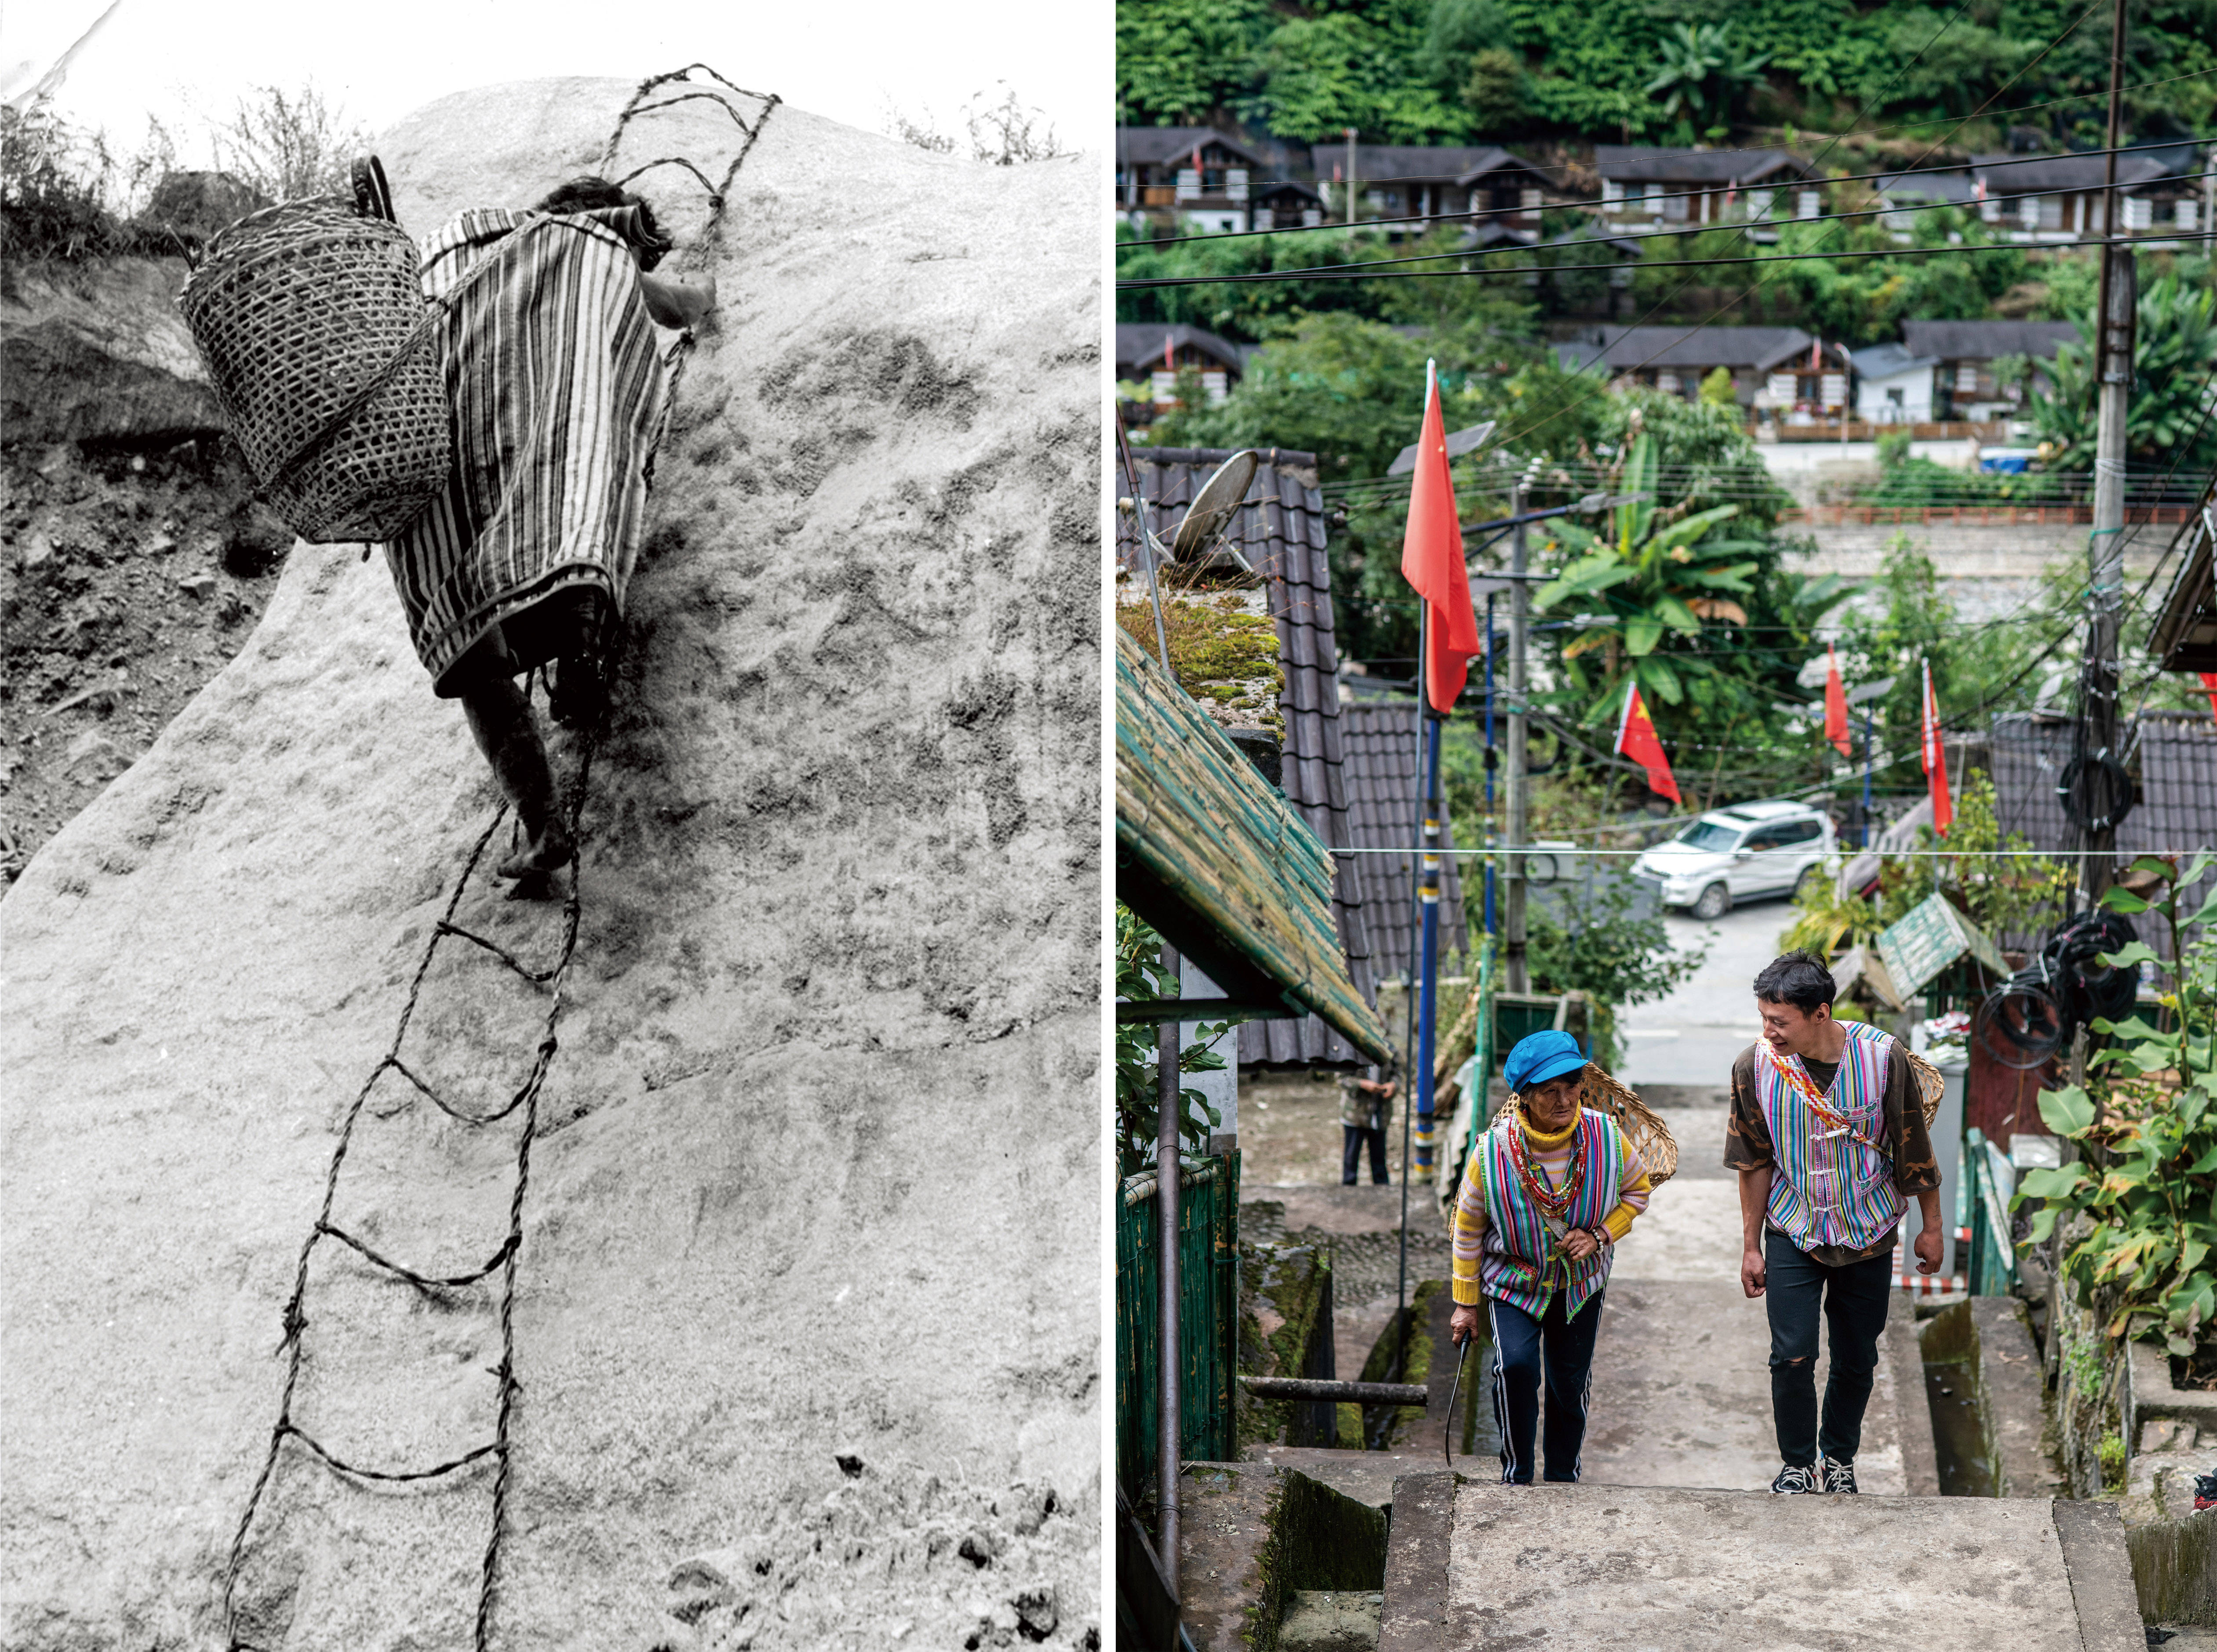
1, 3, 1102, 1646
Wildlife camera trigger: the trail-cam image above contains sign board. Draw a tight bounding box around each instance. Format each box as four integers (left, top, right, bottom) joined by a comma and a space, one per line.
1875, 893, 2009, 996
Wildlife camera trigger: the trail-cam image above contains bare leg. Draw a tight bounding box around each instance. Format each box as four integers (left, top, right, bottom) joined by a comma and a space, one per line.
459, 674, 575, 879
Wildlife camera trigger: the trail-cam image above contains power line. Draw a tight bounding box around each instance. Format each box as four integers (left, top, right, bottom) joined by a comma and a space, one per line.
1115, 73, 2217, 250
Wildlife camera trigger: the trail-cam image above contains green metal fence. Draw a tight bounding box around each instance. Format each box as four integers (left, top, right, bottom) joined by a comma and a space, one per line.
1964, 1127, 2019, 1296
1115, 1151, 1241, 1497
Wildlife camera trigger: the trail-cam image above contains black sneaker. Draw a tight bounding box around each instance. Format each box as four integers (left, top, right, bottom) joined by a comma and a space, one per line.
1822, 1456, 1858, 1494
1770, 1463, 1820, 1495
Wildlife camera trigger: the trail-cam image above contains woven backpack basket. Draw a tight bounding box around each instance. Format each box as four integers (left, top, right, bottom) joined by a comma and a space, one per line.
179, 199, 450, 543
1507, 1069, 1681, 1188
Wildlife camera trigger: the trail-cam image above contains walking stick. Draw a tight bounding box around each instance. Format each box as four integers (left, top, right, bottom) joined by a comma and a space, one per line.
1444, 1335, 1470, 1472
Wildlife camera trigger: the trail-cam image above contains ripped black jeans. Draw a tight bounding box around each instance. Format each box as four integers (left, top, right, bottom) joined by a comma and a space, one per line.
1765, 1226, 1895, 1468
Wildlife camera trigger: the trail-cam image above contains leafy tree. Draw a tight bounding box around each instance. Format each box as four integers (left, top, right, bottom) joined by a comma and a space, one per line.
2028, 273, 2217, 476
1527, 871, 1709, 1069
1115, 906, 1231, 1176
1698, 365, 1738, 408
1463, 48, 1529, 131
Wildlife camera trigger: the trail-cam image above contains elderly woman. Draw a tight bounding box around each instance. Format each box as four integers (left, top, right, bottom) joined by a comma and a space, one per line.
1448, 1030, 1653, 1484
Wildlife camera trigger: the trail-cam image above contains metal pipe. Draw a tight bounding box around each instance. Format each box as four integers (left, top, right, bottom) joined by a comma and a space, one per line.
1240, 1376, 1430, 1406
1154, 948, 1183, 1618
1485, 592, 1497, 936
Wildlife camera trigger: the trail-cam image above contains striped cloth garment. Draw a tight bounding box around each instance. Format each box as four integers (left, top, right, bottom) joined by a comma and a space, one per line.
1451, 1107, 1651, 1319
1754, 1020, 1905, 1254
383, 204, 670, 694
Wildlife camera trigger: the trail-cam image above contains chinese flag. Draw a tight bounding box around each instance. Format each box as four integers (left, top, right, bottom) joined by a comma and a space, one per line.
2199, 671, 2217, 721
1399, 364, 1480, 713
1824, 644, 1850, 757
1922, 659, 1953, 838
1615, 680, 1681, 803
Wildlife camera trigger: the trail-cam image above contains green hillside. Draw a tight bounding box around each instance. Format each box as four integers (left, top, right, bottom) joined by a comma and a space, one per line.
1118, 0, 2217, 149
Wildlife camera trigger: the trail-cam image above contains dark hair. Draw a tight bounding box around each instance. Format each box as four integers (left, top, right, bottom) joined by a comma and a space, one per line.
1753, 950, 1836, 1015
531, 175, 670, 269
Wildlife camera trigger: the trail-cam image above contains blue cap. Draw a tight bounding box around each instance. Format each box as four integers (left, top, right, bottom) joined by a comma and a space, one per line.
1504, 1030, 1588, 1094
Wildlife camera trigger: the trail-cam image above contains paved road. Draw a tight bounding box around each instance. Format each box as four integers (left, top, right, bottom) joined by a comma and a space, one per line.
1617, 899, 1798, 1087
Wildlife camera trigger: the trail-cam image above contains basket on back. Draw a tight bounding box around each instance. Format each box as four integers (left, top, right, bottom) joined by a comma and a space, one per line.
179, 199, 449, 544
1505, 1068, 1680, 1188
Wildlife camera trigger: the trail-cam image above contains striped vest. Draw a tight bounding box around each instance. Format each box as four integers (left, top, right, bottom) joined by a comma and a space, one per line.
1473, 1109, 1624, 1319
1755, 1021, 1905, 1253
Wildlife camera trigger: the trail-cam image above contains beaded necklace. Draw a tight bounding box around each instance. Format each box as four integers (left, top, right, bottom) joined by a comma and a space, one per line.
1505, 1102, 1586, 1217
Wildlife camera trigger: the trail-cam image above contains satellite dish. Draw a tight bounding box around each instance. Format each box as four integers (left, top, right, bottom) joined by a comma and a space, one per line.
1169, 449, 1259, 568
1388, 420, 1496, 477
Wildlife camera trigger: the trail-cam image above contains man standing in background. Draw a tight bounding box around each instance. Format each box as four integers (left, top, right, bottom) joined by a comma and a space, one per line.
1340, 1069, 1397, 1185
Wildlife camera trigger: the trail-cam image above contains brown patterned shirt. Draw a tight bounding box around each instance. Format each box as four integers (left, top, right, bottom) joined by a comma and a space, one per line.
1723, 1037, 1941, 1266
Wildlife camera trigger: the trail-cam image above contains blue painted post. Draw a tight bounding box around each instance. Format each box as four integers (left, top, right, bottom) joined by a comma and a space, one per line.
1484, 594, 1497, 938
1862, 703, 1874, 847
1415, 713, 1444, 1182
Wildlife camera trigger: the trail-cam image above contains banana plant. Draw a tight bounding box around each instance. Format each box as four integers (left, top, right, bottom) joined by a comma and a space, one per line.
1531, 429, 1769, 723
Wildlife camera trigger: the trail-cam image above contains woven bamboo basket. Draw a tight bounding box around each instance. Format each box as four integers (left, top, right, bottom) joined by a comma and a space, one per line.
179, 200, 449, 543
1508, 1068, 1680, 1188
1903, 1048, 1944, 1127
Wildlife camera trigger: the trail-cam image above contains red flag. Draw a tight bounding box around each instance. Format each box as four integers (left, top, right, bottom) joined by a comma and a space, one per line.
1922, 659, 1953, 838
1615, 680, 1681, 803
1164, 335, 1175, 372
1824, 644, 1850, 757
2199, 671, 2217, 721
1399, 363, 1480, 713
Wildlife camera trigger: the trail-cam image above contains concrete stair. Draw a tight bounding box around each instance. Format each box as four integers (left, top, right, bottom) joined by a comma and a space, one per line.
1380, 1475, 2144, 1652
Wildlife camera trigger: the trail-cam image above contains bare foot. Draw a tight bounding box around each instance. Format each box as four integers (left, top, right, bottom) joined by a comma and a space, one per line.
495, 819, 575, 881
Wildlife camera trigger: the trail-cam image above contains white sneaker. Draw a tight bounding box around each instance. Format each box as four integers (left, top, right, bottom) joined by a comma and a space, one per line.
1769, 1462, 1820, 1494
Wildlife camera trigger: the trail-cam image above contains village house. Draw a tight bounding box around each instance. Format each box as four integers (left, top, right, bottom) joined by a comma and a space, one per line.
1114, 322, 1250, 420
1847, 340, 1941, 425
1555, 324, 1831, 411
1115, 126, 1269, 233
1595, 145, 1822, 233
1306, 142, 1551, 237
1965, 145, 2206, 241
1898, 319, 2078, 421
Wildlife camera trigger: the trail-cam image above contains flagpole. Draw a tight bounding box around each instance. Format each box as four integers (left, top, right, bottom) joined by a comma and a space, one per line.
1484, 592, 1497, 938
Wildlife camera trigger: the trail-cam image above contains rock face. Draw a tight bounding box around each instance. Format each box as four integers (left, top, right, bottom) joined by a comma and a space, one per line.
0, 78, 1099, 1650
1, 255, 223, 448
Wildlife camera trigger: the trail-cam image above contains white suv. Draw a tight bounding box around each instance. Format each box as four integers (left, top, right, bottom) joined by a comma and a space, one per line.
1632, 801, 1836, 921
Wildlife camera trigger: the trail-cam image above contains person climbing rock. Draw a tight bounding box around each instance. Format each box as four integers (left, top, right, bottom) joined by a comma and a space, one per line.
382, 175, 714, 888
1447, 1030, 1653, 1485
1727, 950, 1943, 1496
1338, 1068, 1397, 1185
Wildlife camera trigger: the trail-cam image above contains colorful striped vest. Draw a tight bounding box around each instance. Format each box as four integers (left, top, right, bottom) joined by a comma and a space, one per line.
1473, 1108, 1624, 1319
1755, 1021, 1905, 1253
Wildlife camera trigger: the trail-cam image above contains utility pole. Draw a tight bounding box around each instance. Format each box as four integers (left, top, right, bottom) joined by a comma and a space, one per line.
2083, 0, 2134, 902
1503, 477, 1530, 993
1346, 128, 1359, 225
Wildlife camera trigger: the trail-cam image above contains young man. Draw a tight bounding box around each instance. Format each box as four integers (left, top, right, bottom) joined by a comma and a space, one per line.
1728, 950, 1944, 1495
1448, 1030, 1653, 1484
386, 177, 714, 888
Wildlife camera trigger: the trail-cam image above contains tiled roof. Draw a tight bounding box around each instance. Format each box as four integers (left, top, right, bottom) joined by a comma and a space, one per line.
1556, 324, 1814, 375
1340, 699, 1471, 992
1114, 323, 1251, 377
1986, 711, 2217, 860
1308, 144, 1534, 184
2134, 711, 2217, 857
1114, 448, 1378, 1066
1899, 320, 2078, 362
1594, 145, 1812, 183
1849, 342, 1940, 380
1969, 150, 2177, 193
1117, 126, 1264, 167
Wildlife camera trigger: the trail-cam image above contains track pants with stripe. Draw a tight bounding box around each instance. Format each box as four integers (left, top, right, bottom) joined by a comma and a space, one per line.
1489, 1289, 1605, 1484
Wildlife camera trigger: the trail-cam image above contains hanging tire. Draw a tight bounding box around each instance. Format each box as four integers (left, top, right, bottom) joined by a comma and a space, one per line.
1693, 882, 1732, 921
